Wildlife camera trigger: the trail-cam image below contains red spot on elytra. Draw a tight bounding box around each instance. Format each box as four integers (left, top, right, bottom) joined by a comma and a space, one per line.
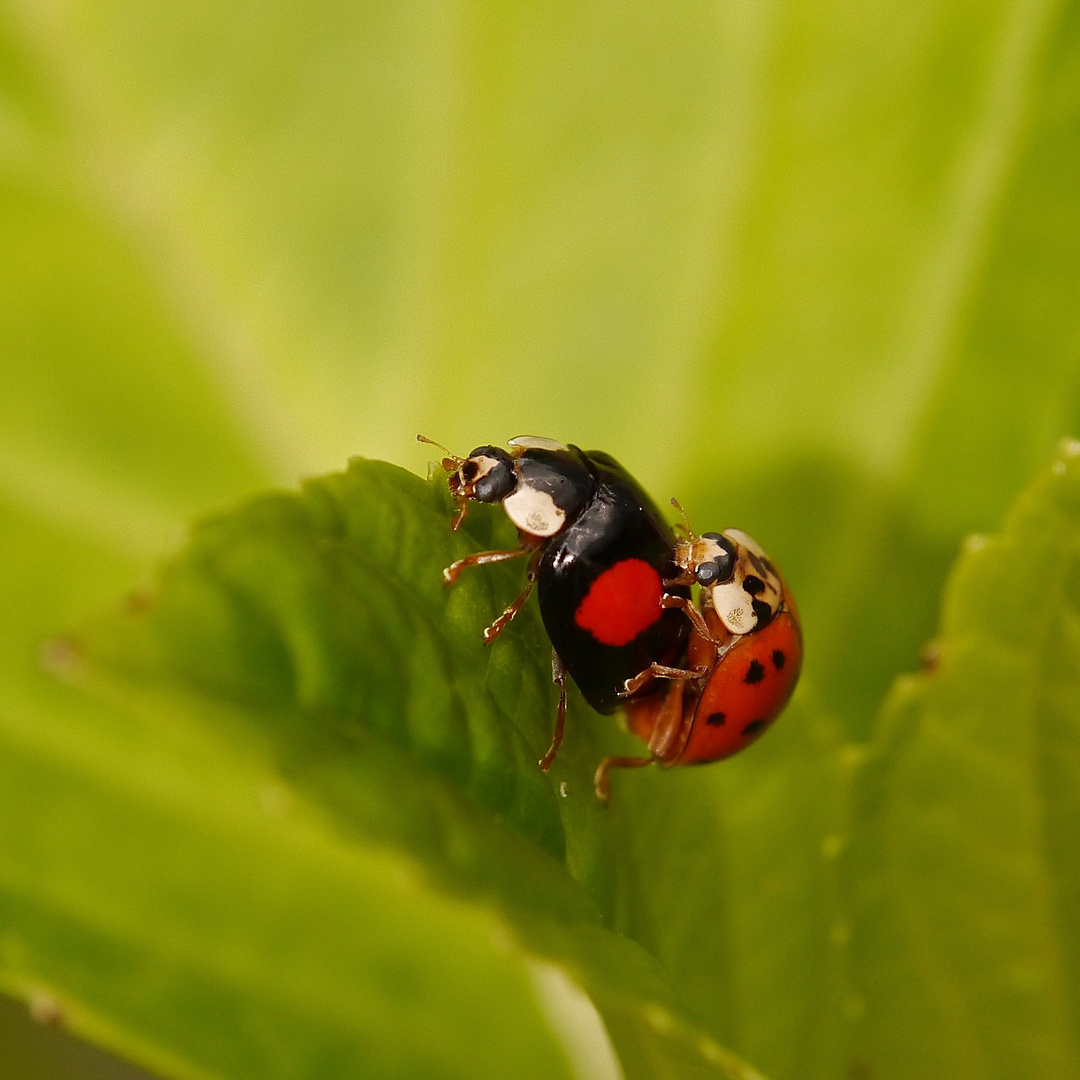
574, 559, 664, 646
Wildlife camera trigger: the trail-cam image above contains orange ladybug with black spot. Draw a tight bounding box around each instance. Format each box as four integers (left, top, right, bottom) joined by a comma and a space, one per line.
596, 517, 802, 801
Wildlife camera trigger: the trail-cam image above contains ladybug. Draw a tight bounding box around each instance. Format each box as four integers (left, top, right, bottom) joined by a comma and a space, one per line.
595, 519, 802, 802
419, 435, 691, 770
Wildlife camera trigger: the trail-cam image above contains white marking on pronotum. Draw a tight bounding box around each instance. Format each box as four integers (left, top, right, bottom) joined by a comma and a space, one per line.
508, 435, 569, 452
470, 455, 504, 482
723, 527, 767, 558
503, 485, 565, 537
711, 581, 756, 634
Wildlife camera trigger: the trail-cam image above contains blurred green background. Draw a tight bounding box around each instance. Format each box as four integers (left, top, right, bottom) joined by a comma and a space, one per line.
2, 0, 1079, 1077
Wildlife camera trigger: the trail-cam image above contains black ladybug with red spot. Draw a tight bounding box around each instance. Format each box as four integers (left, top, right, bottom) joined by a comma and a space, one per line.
419, 435, 691, 769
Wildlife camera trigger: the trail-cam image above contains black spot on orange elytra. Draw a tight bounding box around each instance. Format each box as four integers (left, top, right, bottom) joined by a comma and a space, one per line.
745, 659, 765, 684
706, 711, 726, 726
747, 550, 770, 577
772, 649, 786, 669
742, 719, 766, 737
743, 574, 765, 595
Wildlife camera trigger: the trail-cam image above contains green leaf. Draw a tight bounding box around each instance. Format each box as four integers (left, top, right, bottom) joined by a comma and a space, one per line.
842, 445, 1080, 1079
679, 0, 1080, 743
4, 0, 1079, 748
3, 0, 1080, 1078
35, 443, 1080, 1080
1, 459, 763, 1080
0, 489, 577, 1080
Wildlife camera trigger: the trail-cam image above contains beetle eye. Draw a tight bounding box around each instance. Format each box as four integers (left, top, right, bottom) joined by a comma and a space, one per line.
461, 460, 479, 482
696, 561, 720, 586
713, 546, 736, 582
699, 535, 737, 586
696, 547, 735, 586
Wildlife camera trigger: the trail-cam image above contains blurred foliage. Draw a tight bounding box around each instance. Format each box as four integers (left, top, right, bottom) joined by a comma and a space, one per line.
1, 993, 155, 1080
0, 0, 1079, 1078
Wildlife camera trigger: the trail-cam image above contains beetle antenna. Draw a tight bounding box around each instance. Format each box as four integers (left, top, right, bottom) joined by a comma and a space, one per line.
417, 433, 463, 467
417, 433, 453, 456
670, 497, 697, 541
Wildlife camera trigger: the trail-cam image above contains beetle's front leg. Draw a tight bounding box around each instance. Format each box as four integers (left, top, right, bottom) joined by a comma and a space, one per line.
619, 661, 709, 698
442, 545, 531, 587
482, 546, 544, 644
661, 593, 725, 648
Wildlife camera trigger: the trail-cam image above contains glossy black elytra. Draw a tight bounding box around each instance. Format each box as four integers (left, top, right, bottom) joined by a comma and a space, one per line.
420, 435, 690, 771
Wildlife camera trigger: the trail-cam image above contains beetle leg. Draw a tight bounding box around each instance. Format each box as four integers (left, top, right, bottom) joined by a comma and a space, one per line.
650, 682, 697, 765
594, 756, 652, 804
643, 679, 691, 761
483, 547, 543, 644
596, 676, 699, 802
450, 497, 469, 531
662, 569, 695, 589
443, 546, 529, 586
619, 662, 709, 698
539, 651, 568, 772
661, 593, 725, 647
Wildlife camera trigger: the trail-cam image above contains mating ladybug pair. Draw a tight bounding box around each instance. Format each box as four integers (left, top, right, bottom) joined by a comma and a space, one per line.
419, 435, 802, 801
